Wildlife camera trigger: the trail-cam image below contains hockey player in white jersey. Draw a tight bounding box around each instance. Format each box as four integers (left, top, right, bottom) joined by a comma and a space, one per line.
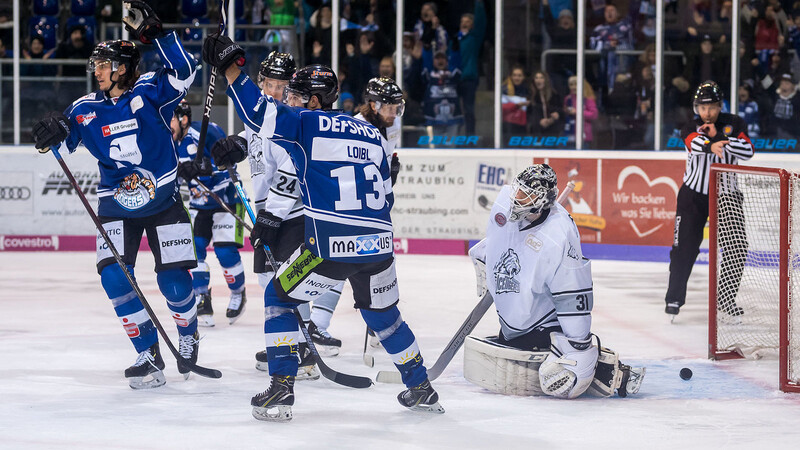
30, 1, 203, 389
203, 32, 443, 421
247, 52, 345, 364
354, 77, 403, 185
466, 164, 645, 399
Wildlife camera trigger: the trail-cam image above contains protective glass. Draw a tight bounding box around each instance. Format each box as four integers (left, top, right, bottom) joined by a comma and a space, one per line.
375, 99, 405, 118
87, 58, 119, 73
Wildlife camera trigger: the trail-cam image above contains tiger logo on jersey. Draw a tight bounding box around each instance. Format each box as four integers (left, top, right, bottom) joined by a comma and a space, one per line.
493, 248, 521, 294
113, 169, 156, 210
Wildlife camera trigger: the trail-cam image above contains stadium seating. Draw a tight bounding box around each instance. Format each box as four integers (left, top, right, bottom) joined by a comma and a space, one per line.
66, 16, 97, 45
32, 0, 59, 17
29, 16, 59, 50
70, 0, 96, 17
182, 0, 209, 19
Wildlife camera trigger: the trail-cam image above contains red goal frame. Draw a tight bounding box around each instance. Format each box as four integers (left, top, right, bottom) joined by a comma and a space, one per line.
708, 163, 798, 392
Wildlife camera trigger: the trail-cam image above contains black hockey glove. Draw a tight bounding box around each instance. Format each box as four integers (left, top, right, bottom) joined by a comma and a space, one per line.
177, 157, 213, 181
202, 33, 246, 72
122, 1, 164, 44
211, 135, 248, 170
32, 111, 70, 153
250, 210, 282, 250
390, 152, 401, 186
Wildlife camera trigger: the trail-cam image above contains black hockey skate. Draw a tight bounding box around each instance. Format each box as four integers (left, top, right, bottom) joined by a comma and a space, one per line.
177, 331, 200, 379
397, 379, 445, 414
665, 301, 681, 322
196, 290, 214, 327
297, 342, 321, 381
226, 288, 247, 325
125, 343, 166, 389
251, 375, 295, 422
308, 321, 342, 356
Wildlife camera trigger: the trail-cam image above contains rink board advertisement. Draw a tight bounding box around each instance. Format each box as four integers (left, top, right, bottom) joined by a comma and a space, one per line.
4, 147, 800, 260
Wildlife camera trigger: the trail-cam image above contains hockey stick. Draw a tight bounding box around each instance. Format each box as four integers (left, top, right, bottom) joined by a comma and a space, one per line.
194, 0, 228, 164
362, 326, 381, 367
376, 292, 494, 384
226, 167, 373, 389
192, 178, 253, 231
375, 180, 577, 383
49, 146, 222, 379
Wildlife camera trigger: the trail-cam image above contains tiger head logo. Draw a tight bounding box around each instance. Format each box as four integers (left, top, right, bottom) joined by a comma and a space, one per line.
113, 169, 156, 210
493, 248, 521, 294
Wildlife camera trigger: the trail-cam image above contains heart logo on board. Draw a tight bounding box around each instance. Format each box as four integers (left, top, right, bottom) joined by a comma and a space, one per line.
616, 166, 679, 238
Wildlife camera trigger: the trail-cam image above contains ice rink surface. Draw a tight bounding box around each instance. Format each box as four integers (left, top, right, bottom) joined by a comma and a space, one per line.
2, 252, 800, 449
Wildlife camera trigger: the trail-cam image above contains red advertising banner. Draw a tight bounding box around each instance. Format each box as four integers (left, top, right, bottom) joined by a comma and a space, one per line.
537, 157, 685, 245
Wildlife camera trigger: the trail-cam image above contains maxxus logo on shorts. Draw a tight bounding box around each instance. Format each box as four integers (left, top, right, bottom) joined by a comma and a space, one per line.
0, 186, 31, 200
329, 232, 392, 257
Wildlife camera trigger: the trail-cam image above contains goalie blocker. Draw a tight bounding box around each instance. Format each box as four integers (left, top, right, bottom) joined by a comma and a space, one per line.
463, 335, 645, 398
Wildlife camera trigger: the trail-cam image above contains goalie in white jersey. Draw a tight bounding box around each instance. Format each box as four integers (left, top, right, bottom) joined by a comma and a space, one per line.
466, 164, 645, 399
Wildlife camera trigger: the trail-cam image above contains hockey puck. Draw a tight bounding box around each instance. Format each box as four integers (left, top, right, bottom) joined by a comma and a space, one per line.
680, 367, 693, 380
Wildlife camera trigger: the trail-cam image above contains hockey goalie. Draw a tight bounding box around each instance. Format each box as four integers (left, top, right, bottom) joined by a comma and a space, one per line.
465, 164, 645, 399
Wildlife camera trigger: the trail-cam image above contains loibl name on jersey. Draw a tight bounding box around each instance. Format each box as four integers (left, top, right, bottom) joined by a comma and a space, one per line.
318, 115, 380, 140
329, 232, 392, 257
102, 119, 138, 137
76, 112, 97, 125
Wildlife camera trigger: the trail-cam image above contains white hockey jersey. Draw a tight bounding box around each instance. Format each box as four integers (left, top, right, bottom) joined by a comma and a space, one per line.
470, 185, 593, 342
241, 130, 303, 221
353, 113, 400, 157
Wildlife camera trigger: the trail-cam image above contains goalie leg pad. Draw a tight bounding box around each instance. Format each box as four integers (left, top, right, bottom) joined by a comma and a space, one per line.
463, 336, 549, 396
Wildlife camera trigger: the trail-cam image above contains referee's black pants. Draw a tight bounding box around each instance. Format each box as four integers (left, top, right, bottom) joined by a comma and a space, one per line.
665, 184, 708, 307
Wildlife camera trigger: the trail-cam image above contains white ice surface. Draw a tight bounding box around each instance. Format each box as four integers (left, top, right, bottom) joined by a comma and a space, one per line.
2, 252, 800, 449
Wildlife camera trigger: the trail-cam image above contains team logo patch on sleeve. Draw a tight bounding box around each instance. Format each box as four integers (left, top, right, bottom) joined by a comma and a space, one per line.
76, 111, 96, 125
495, 213, 507, 226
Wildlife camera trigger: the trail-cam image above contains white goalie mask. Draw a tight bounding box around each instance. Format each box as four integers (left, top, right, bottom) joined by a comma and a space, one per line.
509, 164, 559, 222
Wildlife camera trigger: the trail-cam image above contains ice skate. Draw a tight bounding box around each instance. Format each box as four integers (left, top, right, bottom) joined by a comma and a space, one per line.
397, 379, 444, 414
177, 331, 200, 380
297, 343, 320, 381
255, 350, 269, 372
308, 321, 341, 356
124, 343, 166, 389
196, 290, 214, 327
665, 302, 681, 322
617, 364, 646, 397
251, 375, 295, 422
226, 288, 246, 324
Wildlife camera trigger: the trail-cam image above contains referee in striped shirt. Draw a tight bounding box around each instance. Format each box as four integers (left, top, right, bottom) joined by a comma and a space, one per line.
664, 81, 754, 319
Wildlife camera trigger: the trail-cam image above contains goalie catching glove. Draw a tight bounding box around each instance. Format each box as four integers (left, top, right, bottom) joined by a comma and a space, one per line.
122, 1, 164, 44
211, 135, 248, 170
202, 33, 246, 73
32, 111, 70, 152
538, 332, 598, 399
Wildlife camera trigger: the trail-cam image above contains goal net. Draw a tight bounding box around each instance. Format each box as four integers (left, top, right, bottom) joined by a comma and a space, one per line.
708, 164, 800, 392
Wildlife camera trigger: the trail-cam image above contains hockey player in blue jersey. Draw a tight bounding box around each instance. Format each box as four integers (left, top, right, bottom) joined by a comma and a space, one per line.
171, 100, 247, 326
31, 1, 204, 389
203, 33, 443, 421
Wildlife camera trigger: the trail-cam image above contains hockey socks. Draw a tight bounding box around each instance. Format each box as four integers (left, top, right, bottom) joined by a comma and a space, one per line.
157, 268, 198, 337
361, 307, 428, 388
263, 282, 302, 376
101, 264, 157, 353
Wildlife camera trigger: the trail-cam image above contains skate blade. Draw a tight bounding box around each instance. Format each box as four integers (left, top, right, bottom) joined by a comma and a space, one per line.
625, 367, 646, 395
296, 365, 321, 381
669, 314, 676, 324
407, 402, 445, 414
226, 304, 246, 325
198, 314, 215, 327
252, 405, 292, 422
313, 344, 340, 357
128, 371, 166, 390
256, 361, 269, 372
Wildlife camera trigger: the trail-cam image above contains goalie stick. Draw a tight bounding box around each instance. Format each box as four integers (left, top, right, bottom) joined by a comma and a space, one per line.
226, 168, 373, 389
49, 146, 222, 379
376, 180, 576, 383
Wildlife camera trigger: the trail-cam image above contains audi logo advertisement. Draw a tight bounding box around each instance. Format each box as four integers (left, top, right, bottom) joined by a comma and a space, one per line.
0, 186, 31, 200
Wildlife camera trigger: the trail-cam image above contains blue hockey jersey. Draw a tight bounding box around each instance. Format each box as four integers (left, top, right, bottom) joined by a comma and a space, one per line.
176, 123, 237, 209
61, 32, 196, 218
227, 71, 394, 263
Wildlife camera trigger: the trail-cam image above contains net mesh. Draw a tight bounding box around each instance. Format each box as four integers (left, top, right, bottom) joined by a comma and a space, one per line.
713, 168, 800, 387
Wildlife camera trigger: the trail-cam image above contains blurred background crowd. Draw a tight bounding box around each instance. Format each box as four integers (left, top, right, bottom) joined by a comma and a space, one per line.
2, 0, 799, 150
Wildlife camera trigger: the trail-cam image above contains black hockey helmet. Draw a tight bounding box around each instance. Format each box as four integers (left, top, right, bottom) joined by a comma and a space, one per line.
509, 164, 559, 221
259, 51, 296, 82
286, 64, 339, 109
364, 77, 405, 117
174, 99, 192, 121
693, 80, 723, 113
87, 40, 140, 75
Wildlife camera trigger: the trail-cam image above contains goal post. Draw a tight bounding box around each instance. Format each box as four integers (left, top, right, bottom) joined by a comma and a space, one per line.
708, 163, 799, 393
